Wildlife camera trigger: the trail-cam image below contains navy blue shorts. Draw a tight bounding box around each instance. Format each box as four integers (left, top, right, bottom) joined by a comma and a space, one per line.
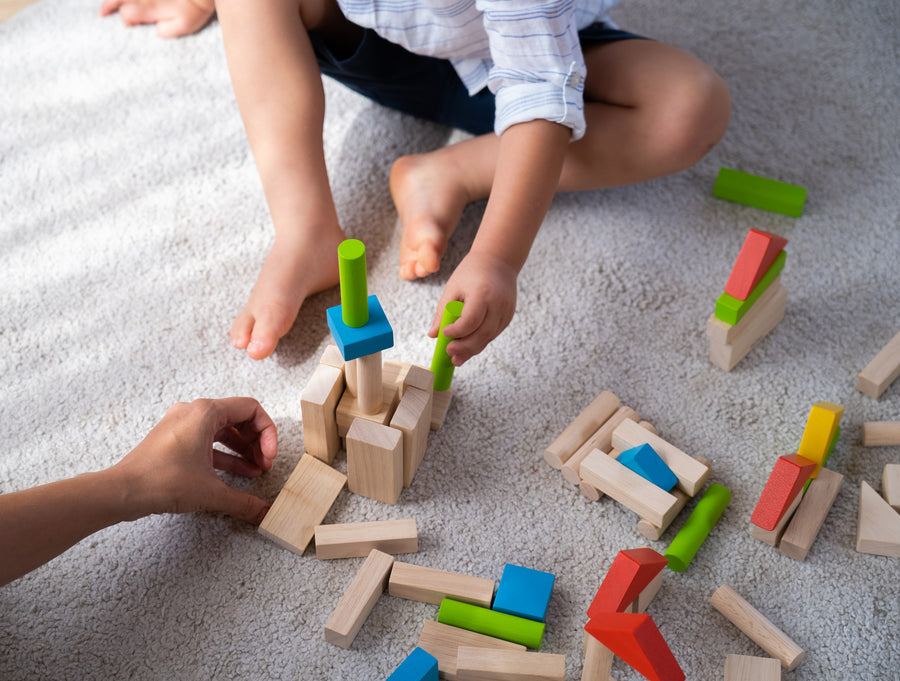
310, 23, 646, 136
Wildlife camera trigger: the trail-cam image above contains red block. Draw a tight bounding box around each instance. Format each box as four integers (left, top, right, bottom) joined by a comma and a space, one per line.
750, 454, 817, 531
585, 613, 685, 681
587, 548, 668, 618
724, 229, 788, 300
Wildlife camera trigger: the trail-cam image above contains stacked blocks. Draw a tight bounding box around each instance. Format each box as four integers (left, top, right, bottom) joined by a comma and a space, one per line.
713, 167, 807, 217
617, 444, 678, 492
707, 229, 788, 371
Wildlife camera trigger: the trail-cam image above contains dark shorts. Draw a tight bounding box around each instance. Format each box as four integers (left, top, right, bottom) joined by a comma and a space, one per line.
310, 23, 646, 136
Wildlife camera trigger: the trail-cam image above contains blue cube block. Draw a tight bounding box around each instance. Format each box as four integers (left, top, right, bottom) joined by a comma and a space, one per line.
386, 647, 439, 681
327, 294, 394, 361
617, 443, 678, 492
491, 563, 555, 623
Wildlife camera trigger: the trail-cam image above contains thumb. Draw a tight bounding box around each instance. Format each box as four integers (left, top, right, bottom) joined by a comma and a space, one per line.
216, 485, 271, 525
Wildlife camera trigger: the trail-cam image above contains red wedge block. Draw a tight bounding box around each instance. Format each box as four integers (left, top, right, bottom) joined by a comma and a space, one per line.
750, 454, 817, 531
587, 548, 668, 618
724, 229, 788, 301
585, 613, 685, 681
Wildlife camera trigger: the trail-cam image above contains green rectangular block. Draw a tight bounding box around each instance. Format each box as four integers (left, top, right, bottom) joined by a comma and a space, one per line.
714, 250, 786, 326
437, 598, 545, 649
714, 168, 807, 217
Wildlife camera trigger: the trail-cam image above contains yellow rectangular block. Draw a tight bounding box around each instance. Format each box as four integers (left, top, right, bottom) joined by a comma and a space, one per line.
797, 402, 844, 478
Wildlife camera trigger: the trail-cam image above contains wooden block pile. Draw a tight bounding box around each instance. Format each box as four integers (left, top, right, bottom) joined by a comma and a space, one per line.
543, 390, 712, 541
706, 229, 788, 371
750, 401, 844, 561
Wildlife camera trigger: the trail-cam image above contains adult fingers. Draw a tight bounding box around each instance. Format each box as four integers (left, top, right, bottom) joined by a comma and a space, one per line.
214, 485, 271, 525
208, 398, 278, 462
212, 448, 263, 478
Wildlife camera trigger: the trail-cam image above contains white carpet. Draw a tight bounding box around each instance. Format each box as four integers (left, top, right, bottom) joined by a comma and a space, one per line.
1, 0, 899, 679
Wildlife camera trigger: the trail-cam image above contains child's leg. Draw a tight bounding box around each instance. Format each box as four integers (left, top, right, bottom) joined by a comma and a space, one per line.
99, 0, 215, 38
220, 0, 359, 359
391, 38, 731, 278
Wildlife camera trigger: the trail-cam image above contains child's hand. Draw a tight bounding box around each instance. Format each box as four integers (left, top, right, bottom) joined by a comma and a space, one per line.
428, 251, 518, 366
112, 398, 278, 525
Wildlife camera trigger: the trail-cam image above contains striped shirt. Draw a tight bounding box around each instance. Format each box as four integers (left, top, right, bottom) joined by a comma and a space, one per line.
336, 0, 621, 139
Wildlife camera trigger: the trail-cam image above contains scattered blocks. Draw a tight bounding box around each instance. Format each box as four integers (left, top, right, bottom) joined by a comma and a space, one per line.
492, 564, 556, 623
857, 329, 900, 399
751, 488, 802, 547
723, 229, 788, 300
314, 519, 418, 560
862, 421, 900, 447
456, 647, 565, 681
543, 391, 621, 469
416, 620, 526, 681
617, 443, 678, 492
709, 584, 805, 670
724, 654, 781, 681
389, 562, 495, 608
665, 483, 731, 572
258, 454, 347, 555
387, 647, 439, 681
587, 548, 668, 618
856, 481, 900, 558
438, 598, 545, 649
714, 251, 786, 327
324, 548, 394, 649
797, 401, 844, 478
779, 467, 843, 562
750, 454, 817, 531
346, 418, 404, 505
584, 614, 684, 681
713, 167, 807, 217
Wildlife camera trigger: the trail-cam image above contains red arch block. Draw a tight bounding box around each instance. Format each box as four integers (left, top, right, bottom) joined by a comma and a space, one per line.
587, 548, 668, 618
585, 614, 684, 681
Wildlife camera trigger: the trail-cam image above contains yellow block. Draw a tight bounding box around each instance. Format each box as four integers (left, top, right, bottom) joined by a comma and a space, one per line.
798, 402, 844, 477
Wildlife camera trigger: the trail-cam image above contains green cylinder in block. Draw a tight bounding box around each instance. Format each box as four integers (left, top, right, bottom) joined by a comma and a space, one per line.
338, 239, 368, 328
431, 300, 464, 391
437, 598, 544, 649
665, 483, 731, 572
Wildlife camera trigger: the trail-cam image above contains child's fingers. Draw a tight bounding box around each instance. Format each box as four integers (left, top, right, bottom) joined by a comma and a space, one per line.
441, 297, 485, 342
98, 0, 124, 16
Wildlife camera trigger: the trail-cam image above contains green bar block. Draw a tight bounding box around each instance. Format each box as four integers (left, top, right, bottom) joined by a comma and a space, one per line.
437, 598, 544, 649
713, 168, 807, 217
714, 250, 786, 325
665, 483, 731, 572
430, 300, 464, 391
338, 239, 368, 328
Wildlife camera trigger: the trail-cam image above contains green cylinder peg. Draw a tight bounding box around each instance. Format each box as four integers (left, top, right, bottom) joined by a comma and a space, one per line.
437, 598, 544, 649
665, 483, 731, 572
338, 239, 368, 328
431, 300, 464, 391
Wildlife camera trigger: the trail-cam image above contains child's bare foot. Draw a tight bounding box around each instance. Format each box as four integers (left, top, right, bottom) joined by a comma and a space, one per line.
390, 152, 474, 281
99, 0, 215, 39
230, 231, 343, 360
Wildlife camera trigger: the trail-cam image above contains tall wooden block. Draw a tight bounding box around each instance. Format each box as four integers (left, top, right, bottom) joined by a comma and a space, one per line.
750, 454, 817, 531
416, 620, 526, 681
779, 467, 843, 561
314, 518, 418, 559
882, 464, 900, 512
723, 229, 788, 301
389, 561, 495, 607
324, 549, 394, 649
544, 391, 620, 469
300, 363, 344, 464
346, 418, 403, 505
610, 419, 709, 497
707, 282, 787, 372
431, 386, 454, 430
456, 647, 565, 681
857, 329, 900, 399
856, 481, 900, 558
391, 386, 433, 487
724, 654, 781, 680
797, 402, 844, 478
258, 454, 347, 555
404, 363, 436, 393
562, 405, 639, 485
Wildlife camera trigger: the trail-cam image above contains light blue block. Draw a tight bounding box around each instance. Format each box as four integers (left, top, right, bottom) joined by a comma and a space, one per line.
327, 294, 393, 361
617, 443, 678, 492
491, 563, 555, 623
386, 647, 439, 681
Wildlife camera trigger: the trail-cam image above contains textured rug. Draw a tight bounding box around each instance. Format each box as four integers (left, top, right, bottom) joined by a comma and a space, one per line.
1, 0, 898, 679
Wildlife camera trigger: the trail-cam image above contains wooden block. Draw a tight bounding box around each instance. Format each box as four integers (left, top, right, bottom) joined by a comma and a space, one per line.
707, 283, 787, 372
751, 488, 802, 547
637, 489, 690, 540
611, 419, 709, 496
723, 229, 788, 301
258, 454, 347, 555
544, 391, 620, 469
391, 386, 433, 487
856, 480, 900, 558
389, 561, 495, 607
857, 329, 900, 399
417, 620, 526, 681
579, 450, 681, 528
320, 343, 345, 369
562, 405, 639, 485
314, 518, 418, 559
336, 375, 400, 437
587, 548, 668, 618
779, 467, 843, 561
431, 387, 454, 430
492, 564, 555, 623
387, 647, 440, 681
883, 464, 900, 511
456, 647, 565, 681
300, 363, 344, 464
862, 421, 900, 446
797, 401, 844, 478
384, 358, 412, 389
581, 630, 615, 681
357, 351, 384, 414
633, 570, 664, 614
584, 614, 684, 681
724, 654, 781, 681
750, 454, 817, 531
405, 363, 436, 393
346, 418, 403, 505
709, 584, 805, 670
324, 548, 394, 649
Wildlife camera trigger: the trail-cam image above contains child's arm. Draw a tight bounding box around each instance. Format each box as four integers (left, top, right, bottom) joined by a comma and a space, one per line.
431, 118, 571, 365
0, 398, 277, 587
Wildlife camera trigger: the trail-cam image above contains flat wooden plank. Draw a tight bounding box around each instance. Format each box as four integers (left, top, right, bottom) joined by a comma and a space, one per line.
724, 654, 781, 681
324, 549, 394, 649
315, 519, 419, 559
456, 647, 565, 681
862, 421, 900, 447
389, 561, 494, 607
543, 391, 620, 469
779, 467, 843, 561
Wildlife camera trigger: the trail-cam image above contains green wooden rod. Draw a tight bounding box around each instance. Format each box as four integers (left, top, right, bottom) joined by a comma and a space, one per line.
430, 300, 464, 391
338, 239, 368, 328
665, 483, 731, 572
